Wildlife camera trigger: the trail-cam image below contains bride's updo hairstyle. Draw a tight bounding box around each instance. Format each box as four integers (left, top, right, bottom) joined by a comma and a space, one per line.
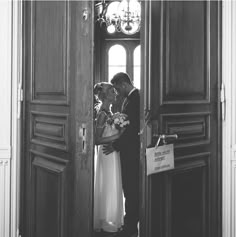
94, 82, 113, 117
94, 82, 112, 102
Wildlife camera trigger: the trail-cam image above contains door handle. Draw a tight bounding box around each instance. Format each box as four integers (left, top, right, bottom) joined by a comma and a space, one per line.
154, 134, 178, 146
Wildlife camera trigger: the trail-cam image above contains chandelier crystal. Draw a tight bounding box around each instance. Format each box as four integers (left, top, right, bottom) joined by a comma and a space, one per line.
96, 0, 141, 35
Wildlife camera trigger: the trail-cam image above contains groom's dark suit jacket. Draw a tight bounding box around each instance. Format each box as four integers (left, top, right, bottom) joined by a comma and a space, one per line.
114, 88, 140, 230
114, 89, 140, 158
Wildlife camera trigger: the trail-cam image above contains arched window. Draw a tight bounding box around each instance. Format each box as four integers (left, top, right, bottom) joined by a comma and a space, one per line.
106, 43, 140, 88
108, 44, 126, 81
133, 45, 141, 89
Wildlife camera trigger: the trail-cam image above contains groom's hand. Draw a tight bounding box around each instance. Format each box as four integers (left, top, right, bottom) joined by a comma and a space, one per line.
103, 143, 115, 155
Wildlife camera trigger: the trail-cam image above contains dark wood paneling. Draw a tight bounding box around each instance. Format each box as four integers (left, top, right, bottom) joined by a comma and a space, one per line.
142, 1, 221, 237
31, 1, 69, 104
160, 112, 210, 148
170, 165, 207, 237
30, 152, 68, 237
30, 111, 69, 151
22, 1, 94, 237
170, 153, 210, 237
150, 153, 210, 237
161, 1, 210, 104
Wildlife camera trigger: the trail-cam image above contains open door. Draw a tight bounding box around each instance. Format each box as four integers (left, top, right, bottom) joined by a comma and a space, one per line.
141, 1, 221, 237
21, 1, 94, 237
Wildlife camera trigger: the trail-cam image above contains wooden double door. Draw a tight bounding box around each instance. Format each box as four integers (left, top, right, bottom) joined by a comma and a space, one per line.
141, 2, 221, 237
21, 1, 221, 237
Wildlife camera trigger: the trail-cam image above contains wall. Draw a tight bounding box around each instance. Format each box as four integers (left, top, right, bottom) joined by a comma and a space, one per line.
0, 1, 12, 237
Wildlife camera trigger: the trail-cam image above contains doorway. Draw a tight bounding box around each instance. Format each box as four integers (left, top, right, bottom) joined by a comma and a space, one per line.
93, 2, 141, 237
20, 1, 222, 237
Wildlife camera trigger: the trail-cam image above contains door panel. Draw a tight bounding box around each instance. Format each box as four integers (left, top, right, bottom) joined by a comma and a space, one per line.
163, 1, 208, 104
141, 1, 221, 237
22, 1, 94, 237
32, 1, 69, 105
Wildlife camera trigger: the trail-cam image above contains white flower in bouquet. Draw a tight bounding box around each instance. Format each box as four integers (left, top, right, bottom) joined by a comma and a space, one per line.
107, 112, 130, 130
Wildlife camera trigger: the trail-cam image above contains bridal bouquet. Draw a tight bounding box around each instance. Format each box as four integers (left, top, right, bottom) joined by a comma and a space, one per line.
107, 112, 130, 130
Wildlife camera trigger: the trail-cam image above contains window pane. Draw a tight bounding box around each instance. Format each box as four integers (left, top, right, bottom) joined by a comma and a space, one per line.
108, 44, 126, 81
109, 66, 126, 80
133, 67, 140, 89
133, 45, 141, 89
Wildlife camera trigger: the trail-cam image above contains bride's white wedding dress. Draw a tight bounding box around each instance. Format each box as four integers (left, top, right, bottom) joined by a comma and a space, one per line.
94, 123, 124, 232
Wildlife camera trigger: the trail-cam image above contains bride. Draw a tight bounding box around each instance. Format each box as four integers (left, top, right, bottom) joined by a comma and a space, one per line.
93, 82, 124, 233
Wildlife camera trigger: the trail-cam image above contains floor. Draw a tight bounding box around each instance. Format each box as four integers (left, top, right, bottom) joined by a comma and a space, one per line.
94, 230, 139, 237
94, 231, 118, 237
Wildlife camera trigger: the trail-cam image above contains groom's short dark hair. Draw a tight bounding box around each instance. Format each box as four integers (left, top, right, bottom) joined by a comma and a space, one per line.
111, 72, 132, 85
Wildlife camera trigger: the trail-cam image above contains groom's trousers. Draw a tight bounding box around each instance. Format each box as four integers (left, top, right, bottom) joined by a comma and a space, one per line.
120, 148, 139, 233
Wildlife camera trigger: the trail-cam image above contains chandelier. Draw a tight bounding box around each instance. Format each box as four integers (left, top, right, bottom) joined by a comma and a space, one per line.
96, 0, 141, 35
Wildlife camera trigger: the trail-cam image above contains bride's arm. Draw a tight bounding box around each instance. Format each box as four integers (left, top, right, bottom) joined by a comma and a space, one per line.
95, 112, 124, 145
95, 129, 125, 145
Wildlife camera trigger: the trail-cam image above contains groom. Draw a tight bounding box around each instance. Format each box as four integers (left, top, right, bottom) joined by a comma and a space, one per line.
103, 72, 140, 237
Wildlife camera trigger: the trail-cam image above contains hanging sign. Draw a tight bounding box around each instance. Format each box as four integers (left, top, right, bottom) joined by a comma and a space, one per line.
146, 144, 174, 175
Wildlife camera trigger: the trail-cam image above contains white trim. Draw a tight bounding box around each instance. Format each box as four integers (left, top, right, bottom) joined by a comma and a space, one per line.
0, 148, 11, 159
232, 161, 236, 237
231, 3, 236, 237
0, 159, 11, 237
231, 0, 236, 155
0, 1, 12, 237
222, 1, 235, 237
11, 1, 22, 237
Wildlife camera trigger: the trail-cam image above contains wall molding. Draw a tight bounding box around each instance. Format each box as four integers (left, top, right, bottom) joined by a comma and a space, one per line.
222, 1, 235, 237
0, 158, 10, 237
231, 2, 236, 237
0, 1, 13, 237
0, 147, 11, 159
232, 161, 236, 237
11, 1, 22, 237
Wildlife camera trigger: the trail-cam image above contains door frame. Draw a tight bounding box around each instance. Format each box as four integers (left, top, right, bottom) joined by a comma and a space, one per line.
12, 1, 230, 237
11, 1, 22, 237
222, 1, 236, 237
139, 1, 153, 236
